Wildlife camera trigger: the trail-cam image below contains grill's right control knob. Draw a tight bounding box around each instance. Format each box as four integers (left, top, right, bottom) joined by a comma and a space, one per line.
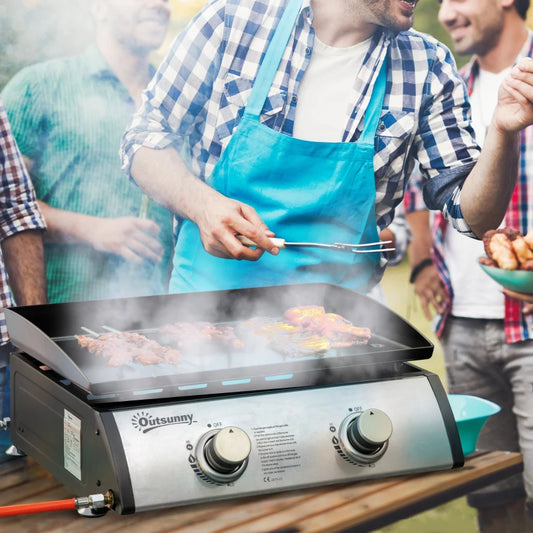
339, 409, 393, 464
196, 426, 251, 483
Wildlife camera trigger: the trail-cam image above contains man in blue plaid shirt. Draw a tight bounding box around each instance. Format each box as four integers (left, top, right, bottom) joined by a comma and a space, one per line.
121, 0, 533, 295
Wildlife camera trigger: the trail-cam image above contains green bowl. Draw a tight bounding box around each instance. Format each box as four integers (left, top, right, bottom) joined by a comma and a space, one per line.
479, 261, 533, 294
448, 394, 501, 456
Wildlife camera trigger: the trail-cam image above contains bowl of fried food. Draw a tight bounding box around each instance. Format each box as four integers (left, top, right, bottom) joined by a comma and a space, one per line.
479, 227, 533, 294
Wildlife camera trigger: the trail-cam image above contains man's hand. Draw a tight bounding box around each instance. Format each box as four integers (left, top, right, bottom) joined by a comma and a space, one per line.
39, 201, 166, 264
502, 287, 533, 314
495, 58, 533, 133
459, 59, 533, 237
405, 209, 448, 320
412, 262, 450, 321
192, 187, 280, 261
130, 146, 280, 262
88, 217, 165, 264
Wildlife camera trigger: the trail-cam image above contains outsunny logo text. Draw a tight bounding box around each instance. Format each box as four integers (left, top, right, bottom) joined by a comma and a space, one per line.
131, 411, 196, 433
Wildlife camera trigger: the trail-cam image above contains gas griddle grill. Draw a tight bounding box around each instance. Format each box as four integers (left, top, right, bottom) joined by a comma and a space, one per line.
5, 283, 463, 515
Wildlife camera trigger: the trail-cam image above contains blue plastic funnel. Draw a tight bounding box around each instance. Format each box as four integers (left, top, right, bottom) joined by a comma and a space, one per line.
448, 394, 501, 456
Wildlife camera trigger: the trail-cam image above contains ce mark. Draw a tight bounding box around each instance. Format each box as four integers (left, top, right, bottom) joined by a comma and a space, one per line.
263, 476, 282, 483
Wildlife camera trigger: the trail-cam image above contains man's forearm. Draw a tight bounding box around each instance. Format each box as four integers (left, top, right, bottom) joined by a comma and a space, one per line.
130, 145, 219, 225
38, 200, 104, 244
130, 146, 277, 259
405, 209, 433, 268
1, 229, 47, 305
460, 126, 519, 238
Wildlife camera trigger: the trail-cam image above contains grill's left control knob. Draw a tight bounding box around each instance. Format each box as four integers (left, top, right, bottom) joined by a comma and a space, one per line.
196, 427, 251, 483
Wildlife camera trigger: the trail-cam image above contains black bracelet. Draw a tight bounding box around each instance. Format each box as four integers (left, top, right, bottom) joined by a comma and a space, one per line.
409, 258, 433, 284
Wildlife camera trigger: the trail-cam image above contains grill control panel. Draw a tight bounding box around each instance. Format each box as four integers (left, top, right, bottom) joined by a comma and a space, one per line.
112, 375, 457, 511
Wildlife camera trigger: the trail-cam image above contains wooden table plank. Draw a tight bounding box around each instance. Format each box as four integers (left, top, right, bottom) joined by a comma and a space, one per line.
293, 451, 524, 533
215, 480, 402, 533
0, 451, 522, 533
139, 490, 315, 533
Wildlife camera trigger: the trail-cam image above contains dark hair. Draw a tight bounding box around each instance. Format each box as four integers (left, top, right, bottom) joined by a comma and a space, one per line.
515, 0, 530, 19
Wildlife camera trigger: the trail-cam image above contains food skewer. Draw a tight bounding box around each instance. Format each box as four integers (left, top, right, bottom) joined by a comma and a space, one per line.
79, 326, 100, 337
101, 325, 121, 334
77, 326, 181, 367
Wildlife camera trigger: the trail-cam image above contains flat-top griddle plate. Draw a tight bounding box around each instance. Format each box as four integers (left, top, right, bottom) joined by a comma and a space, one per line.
5, 283, 433, 402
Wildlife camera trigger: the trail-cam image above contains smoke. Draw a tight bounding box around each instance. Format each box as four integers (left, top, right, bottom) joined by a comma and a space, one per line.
5, 283, 431, 400
1, 1, 432, 396
0, 0, 94, 90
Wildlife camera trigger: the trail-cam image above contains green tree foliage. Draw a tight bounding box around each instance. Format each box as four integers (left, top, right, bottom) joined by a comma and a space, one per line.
414, 0, 471, 69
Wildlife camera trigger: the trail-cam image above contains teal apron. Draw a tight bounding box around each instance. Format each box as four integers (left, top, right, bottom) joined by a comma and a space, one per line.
170, 0, 387, 294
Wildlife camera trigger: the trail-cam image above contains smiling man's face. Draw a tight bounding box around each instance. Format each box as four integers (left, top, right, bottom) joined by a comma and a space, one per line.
347, 0, 420, 33
437, 0, 504, 56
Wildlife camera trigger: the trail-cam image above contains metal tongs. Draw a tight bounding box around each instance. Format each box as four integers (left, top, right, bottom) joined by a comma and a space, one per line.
237, 235, 395, 253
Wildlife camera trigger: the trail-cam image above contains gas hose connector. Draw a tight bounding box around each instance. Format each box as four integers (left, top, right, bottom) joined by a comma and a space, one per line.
74, 493, 108, 511
0, 417, 11, 431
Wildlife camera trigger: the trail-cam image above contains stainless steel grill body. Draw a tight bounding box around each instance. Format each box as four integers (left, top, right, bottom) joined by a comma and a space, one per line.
5, 284, 463, 514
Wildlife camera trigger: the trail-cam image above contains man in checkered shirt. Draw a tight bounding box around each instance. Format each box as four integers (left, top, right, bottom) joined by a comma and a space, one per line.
121, 0, 533, 294
0, 99, 47, 459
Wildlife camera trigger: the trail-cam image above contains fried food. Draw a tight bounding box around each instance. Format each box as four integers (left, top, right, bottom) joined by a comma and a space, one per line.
499, 227, 520, 240
520, 259, 533, 271
490, 233, 519, 270
512, 235, 533, 264
483, 229, 519, 270
479, 256, 497, 267
524, 229, 533, 249
482, 227, 533, 270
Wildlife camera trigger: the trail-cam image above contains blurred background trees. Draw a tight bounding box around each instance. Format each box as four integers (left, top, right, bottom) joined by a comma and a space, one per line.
5, 0, 529, 91
3, 0, 533, 90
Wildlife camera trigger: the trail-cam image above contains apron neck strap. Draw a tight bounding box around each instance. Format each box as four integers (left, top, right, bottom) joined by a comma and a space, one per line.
244, 0, 387, 143
244, 0, 303, 118
359, 55, 388, 144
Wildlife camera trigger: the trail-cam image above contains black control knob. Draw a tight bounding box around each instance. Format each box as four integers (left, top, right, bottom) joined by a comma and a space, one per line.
339, 409, 393, 464
196, 427, 251, 483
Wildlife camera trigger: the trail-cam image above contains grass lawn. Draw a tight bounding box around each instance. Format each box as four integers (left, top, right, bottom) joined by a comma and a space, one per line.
374, 260, 479, 533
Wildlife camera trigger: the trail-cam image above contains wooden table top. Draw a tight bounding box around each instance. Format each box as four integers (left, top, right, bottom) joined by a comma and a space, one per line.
0, 450, 523, 533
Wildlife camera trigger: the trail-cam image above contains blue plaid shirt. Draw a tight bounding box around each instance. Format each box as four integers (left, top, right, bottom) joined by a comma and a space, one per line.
121, 0, 480, 254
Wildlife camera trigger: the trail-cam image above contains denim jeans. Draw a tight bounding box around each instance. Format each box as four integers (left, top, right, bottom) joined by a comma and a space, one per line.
441, 316, 533, 509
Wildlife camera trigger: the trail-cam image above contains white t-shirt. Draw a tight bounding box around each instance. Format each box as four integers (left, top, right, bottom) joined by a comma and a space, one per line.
292, 36, 396, 300
443, 67, 511, 319
293, 36, 371, 142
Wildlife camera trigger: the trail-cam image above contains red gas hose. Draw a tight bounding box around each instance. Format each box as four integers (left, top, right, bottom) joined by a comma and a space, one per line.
0, 498, 76, 516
